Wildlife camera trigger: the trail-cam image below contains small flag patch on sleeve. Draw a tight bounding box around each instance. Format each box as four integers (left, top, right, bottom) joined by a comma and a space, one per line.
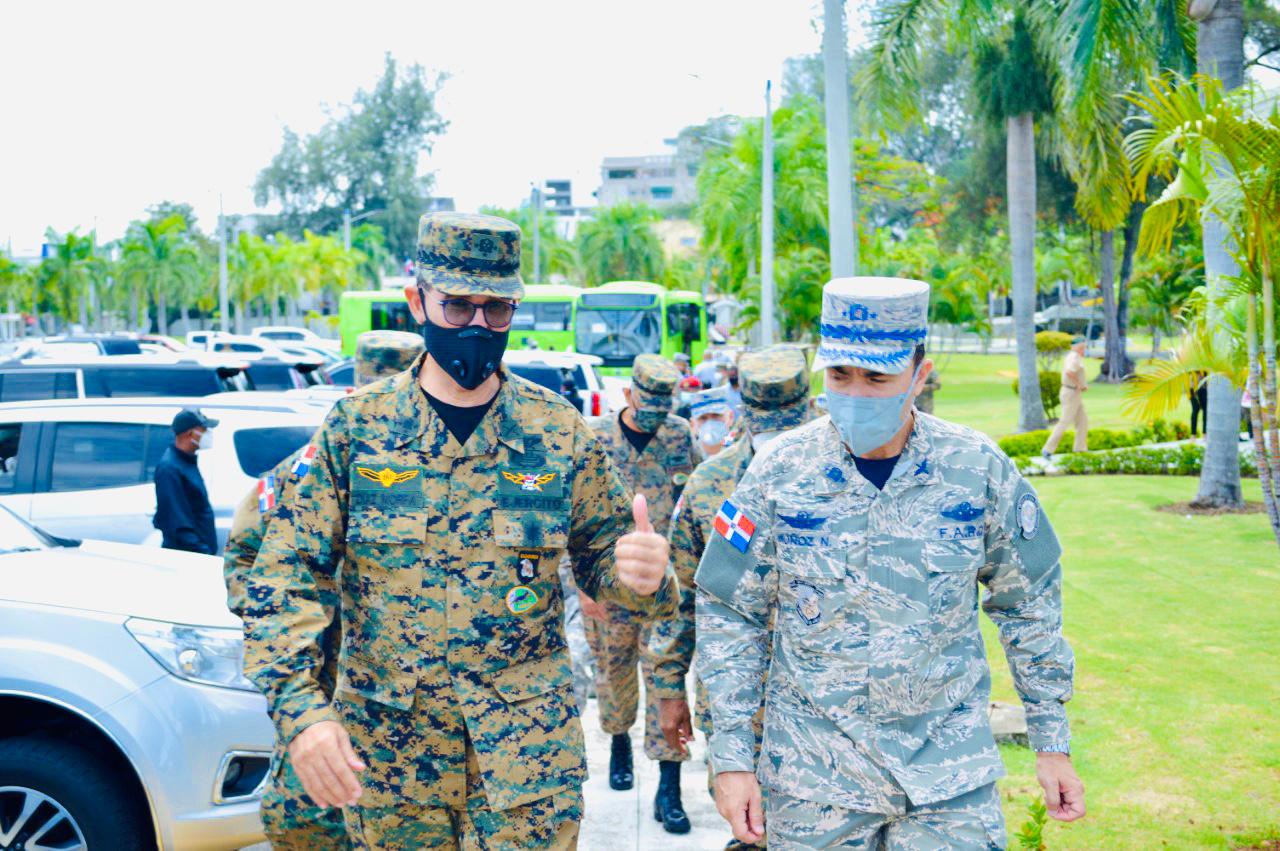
257, 474, 276, 513
713, 500, 756, 553
290, 445, 317, 478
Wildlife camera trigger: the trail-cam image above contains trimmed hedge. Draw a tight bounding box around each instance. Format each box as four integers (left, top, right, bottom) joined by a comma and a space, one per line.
998, 419, 1192, 459
1050, 444, 1256, 477
1011, 371, 1063, 419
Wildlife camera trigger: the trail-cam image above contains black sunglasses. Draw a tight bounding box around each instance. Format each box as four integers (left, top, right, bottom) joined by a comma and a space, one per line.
423, 288, 518, 329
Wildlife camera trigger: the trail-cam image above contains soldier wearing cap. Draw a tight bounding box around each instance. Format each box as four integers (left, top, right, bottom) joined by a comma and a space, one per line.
580, 353, 697, 834
1041, 335, 1090, 457
689, 384, 737, 460
648, 345, 812, 850
224, 330, 423, 850
697, 278, 1083, 849
237, 212, 677, 849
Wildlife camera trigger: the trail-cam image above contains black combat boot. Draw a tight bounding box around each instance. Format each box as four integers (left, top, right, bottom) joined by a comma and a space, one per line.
609, 733, 634, 790
653, 760, 691, 834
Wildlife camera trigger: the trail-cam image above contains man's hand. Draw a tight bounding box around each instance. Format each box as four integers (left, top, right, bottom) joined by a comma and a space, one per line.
1036, 752, 1085, 822
288, 720, 365, 808
578, 589, 608, 621
714, 771, 765, 843
658, 697, 693, 754
616, 494, 669, 596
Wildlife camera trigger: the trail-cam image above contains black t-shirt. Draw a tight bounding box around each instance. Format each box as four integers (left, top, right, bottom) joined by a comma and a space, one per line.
854, 453, 901, 491
620, 413, 657, 454
425, 387, 498, 446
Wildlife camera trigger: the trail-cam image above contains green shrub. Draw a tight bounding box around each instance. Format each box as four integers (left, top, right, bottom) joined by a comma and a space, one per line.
1052, 444, 1257, 477
1012, 371, 1062, 419
1035, 330, 1073, 372
998, 418, 1194, 459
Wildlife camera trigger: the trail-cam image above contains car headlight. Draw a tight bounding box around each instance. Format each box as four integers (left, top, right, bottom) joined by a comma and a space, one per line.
125, 618, 257, 692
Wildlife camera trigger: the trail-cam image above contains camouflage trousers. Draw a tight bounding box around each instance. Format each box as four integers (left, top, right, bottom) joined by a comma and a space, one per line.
765, 783, 1006, 850
260, 747, 351, 850
583, 602, 686, 762
343, 744, 582, 850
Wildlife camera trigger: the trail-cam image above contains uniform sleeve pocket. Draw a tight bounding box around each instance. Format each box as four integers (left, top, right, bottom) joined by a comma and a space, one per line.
334, 653, 418, 710
493, 509, 570, 549
486, 648, 573, 702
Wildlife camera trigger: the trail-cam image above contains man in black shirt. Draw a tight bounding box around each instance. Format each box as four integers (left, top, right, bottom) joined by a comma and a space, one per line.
153, 408, 218, 554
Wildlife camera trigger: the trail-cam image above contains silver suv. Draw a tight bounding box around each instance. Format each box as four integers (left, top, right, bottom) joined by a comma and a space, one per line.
0, 506, 272, 849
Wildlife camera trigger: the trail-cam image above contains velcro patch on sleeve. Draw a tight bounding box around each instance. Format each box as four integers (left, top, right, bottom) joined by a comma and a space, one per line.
1010, 479, 1062, 576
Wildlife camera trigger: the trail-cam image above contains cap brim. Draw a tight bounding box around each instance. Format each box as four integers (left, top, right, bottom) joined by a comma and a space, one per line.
812, 344, 914, 375
202, 417, 220, 428
421, 269, 525, 299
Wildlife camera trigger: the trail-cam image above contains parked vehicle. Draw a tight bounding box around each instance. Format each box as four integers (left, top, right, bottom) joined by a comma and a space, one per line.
30, 335, 145, 357
241, 357, 330, 392
0, 505, 273, 849
251, 325, 340, 352
0, 397, 323, 548
324, 358, 356, 388
277, 343, 345, 365
0, 356, 250, 403
502, 350, 611, 416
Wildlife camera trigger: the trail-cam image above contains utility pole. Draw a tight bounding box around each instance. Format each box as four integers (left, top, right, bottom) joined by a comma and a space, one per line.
761, 80, 775, 346
531, 185, 542, 283
218, 196, 230, 333
823, 0, 856, 278
343, 208, 352, 252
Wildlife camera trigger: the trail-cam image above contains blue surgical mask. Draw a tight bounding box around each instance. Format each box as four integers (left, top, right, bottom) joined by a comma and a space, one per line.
825, 366, 920, 457
697, 418, 729, 447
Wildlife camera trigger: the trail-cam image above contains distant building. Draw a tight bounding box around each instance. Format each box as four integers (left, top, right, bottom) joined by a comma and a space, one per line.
597, 154, 697, 208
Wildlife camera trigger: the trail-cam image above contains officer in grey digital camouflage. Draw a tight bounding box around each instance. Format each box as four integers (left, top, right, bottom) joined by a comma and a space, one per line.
696, 277, 1085, 849
224, 330, 423, 850
237, 212, 678, 850
580, 353, 697, 834
648, 345, 812, 850
688, 383, 738, 460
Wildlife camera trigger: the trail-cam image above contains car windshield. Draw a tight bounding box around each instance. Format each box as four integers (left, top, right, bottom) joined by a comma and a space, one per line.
0, 505, 51, 553
245, 363, 301, 391
233, 426, 317, 477
574, 308, 662, 367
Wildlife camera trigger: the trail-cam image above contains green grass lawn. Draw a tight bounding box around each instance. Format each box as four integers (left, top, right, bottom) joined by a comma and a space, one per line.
929, 352, 1194, 440
985, 475, 1279, 849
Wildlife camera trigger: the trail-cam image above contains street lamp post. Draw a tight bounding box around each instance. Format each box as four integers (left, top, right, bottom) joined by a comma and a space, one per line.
218, 196, 230, 334
531, 185, 542, 283
343, 208, 382, 252
823, 0, 857, 278
761, 80, 775, 346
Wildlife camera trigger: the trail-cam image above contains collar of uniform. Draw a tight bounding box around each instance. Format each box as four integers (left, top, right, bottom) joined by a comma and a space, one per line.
880, 410, 941, 497
390, 356, 524, 457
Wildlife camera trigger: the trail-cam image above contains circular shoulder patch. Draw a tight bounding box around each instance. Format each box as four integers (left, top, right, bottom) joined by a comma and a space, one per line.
672, 472, 689, 486
1016, 493, 1040, 540
505, 585, 539, 615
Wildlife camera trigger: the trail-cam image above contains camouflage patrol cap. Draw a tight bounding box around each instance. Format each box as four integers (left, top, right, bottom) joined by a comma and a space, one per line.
416, 212, 525, 299
355, 330, 424, 386
739, 345, 811, 433
630, 353, 680, 412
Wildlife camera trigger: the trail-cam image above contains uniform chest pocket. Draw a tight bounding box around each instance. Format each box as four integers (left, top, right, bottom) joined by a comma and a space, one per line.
347, 511, 424, 576
493, 509, 570, 550
776, 543, 849, 651
922, 539, 982, 618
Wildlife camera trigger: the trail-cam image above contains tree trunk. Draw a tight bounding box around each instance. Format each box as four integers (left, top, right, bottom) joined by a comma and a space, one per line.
1151, 325, 1161, 357
1193, 0, 1245, 508
134, 291, 145, 333
1114, 201, 1143, 374
156, 289, 168, 336
178, 304, 190, 335
1099, 230, 1124, 382
270, 294, 281, 326
233, 299, 244, 335
78, 288, 88, 331
1008, 112, 1046, 431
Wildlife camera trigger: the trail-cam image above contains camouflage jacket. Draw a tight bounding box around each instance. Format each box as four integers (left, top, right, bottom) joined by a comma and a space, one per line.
585, 411, 696, 543
239, 362, 678, 812
648, 436, 754, 722
695, 412, 1074, 811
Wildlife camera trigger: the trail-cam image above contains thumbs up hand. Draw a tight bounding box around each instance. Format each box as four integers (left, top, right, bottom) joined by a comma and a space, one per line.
616, 493, 669, 596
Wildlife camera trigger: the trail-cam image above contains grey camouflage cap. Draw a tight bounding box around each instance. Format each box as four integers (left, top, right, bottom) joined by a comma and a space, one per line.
355, 330, 425, 386
416, 212, 525, 299
739, 345, 810, 433
812, 277, 929, 375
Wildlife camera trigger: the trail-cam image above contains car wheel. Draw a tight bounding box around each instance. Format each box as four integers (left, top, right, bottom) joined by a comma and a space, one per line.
0, 735, 151, 851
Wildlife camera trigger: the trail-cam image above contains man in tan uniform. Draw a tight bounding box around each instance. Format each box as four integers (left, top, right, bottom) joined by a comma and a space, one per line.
1042, 335, 1089, 456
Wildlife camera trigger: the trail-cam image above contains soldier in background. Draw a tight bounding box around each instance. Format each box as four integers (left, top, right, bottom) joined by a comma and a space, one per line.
238, 212, 677, 849
698, 277, 1083, 848
224, 330, 423, 850
581, 354, 697, 834
648, 345, 812, 850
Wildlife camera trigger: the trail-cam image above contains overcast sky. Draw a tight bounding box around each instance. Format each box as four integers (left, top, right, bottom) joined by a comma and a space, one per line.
0, 0, 848, 255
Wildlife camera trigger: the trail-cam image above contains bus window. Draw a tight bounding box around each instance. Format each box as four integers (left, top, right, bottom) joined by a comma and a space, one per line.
371, 300, 417, 333
511, 302, 572, 333
575, 306, 662, 367
666, 302, 701, 343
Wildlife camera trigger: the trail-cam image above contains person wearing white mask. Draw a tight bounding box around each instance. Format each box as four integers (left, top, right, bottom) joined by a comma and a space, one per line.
688, 385, 737, 460
696, 277, 1083, 849
152, 407, 219, 554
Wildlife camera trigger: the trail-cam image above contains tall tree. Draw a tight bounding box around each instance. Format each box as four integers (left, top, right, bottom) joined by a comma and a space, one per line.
253, 54, 449, 262
120, 215, 200, 335
480, 205, 580, 283
576, 203, 666, 286
39, 229, 105, 332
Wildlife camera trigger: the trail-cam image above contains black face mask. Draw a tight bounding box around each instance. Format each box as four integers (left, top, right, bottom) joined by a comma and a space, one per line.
420, 314, 509, 390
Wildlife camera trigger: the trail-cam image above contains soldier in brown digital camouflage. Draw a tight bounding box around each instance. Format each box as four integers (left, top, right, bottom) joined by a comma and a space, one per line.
235, 212, 678, 850
580, 353, 697, 835
646, 344, 812, 851
224, 330, 423, 850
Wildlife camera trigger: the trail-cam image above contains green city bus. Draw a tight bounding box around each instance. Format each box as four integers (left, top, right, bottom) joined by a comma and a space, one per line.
574, 281, 707, 376
338, 283, 416, 356
509, 284, 580, 352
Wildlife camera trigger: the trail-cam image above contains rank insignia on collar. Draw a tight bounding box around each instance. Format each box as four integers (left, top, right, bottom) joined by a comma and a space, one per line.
505, 585, 539, 615
502, 471, 557, 492
357, 467, 420, 488
516, 550, 539, 582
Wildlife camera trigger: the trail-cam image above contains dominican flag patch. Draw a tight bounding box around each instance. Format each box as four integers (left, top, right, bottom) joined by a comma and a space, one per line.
291, 445, 317, 478
713, 500, 756, 553
257, 474, 276, 513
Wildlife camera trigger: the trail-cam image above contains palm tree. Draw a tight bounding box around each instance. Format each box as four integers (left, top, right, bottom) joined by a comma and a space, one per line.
39, 229, 106, 332
576, 202, 665, 286
120, 215, 200, 335
0, 251, 31, 318
864, 5, 1057, 431
480, 205, 580, 284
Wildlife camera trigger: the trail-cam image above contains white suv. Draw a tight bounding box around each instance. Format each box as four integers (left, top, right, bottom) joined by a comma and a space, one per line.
0, 397, 323, 548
